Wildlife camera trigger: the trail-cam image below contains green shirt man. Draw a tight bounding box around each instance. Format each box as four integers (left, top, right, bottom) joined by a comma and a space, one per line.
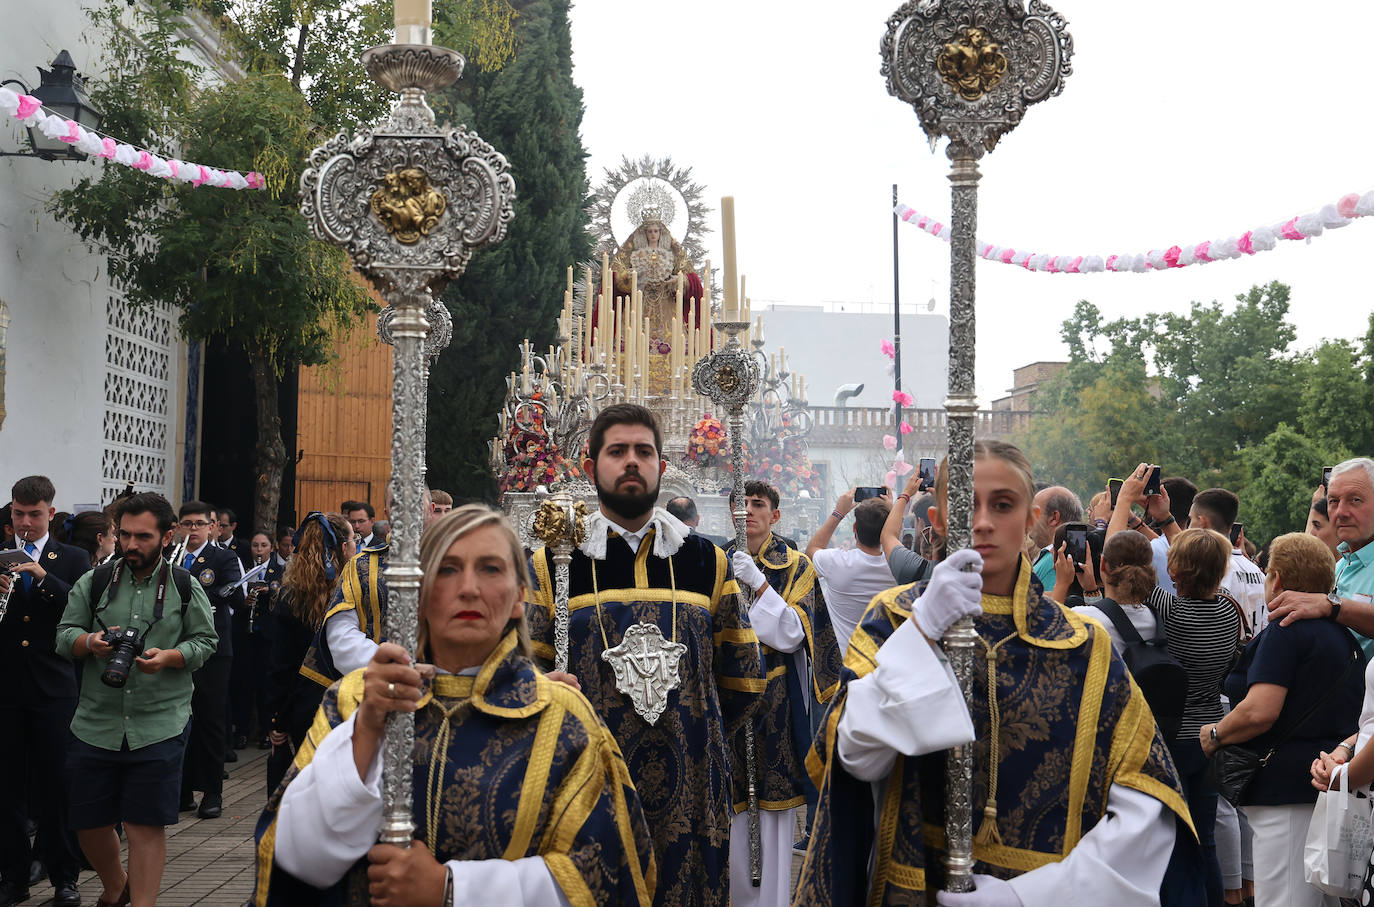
57, 555, 218, 751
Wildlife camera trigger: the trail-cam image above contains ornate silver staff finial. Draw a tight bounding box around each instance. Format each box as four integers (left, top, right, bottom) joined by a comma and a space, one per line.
532, 493, 587, 673
880, 0, 1072, 892
299, 10, 516, 847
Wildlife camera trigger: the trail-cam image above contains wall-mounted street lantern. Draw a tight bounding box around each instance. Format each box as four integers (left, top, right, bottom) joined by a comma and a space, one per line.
2, 49, 104, 161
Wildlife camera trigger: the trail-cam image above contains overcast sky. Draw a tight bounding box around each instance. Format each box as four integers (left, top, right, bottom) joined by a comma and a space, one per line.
568, 0, 1374, 404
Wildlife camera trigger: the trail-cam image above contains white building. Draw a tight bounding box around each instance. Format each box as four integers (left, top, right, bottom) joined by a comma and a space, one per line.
756, 304, 949, 410
0, 4, 235, 509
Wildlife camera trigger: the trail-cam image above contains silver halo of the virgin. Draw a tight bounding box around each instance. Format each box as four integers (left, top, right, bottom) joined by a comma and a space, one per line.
880, 0, 1072, 892
299, 38, 516, 846
690, 319, 764, 885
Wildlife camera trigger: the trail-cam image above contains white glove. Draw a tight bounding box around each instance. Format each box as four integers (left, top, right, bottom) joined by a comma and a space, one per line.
911, 548, 984, 640
936, 874, 1022, 906
731, 550, 766, 594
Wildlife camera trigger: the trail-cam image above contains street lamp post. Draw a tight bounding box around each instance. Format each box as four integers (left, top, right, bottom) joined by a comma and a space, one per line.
299, 2, 515, 845
880, 0, 1072, 892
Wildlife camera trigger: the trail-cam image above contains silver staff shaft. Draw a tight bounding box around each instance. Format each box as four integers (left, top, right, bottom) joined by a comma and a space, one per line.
727, 407, 763, 887
939, 149, 983, 894
692, 320, 764, 887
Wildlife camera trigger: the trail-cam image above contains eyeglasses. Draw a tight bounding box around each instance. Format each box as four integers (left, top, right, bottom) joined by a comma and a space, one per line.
179, 520, 213, 529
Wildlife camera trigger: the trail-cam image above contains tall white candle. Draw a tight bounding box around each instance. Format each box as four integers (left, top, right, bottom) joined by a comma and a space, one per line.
720, 199, 738, 320
393, 0, 432, 45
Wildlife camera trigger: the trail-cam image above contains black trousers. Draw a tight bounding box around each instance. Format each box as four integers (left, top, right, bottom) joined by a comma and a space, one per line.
181, 654, 231, 800
0, 698, 79, 886
230, 629, 270, 738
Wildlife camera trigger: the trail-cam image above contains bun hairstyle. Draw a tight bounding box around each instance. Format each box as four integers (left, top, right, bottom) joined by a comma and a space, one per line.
1100, 530, 1156, 602
931, 440, 1036, 562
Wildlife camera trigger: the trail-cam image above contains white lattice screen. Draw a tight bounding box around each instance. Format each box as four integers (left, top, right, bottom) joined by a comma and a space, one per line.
102, 292, 174, 502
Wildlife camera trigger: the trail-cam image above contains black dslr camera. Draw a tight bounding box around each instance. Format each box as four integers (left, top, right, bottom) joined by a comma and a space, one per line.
100, 626, 147, 688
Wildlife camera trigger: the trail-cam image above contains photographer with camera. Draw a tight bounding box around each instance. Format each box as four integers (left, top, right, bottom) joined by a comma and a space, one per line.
56, 493, 217, 907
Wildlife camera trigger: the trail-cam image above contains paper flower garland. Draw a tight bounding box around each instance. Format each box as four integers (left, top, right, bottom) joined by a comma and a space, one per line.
896, 189, 1374, 274
0, 86, 263, 190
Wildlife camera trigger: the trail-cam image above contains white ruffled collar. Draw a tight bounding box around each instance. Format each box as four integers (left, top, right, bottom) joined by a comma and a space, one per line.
579, 506, 690, 561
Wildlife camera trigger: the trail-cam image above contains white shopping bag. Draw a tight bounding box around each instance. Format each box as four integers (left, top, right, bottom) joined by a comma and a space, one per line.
1304, 764, 1374, 897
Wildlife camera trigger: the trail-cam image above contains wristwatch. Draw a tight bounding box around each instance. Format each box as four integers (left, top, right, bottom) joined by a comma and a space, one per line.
1150, 514, 1176, 529
1209, 724, 1220, 744
1328, 591, 1343, 621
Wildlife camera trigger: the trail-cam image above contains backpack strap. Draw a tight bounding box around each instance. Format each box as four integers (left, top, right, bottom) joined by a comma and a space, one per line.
87, 562, 116, 612
169, 565, 193, 613
1092, 596, 1149, 645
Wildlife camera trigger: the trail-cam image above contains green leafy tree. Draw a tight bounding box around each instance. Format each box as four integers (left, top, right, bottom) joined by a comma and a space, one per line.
425, 0, 589, 499
1020, 358, 1171, 499
50, 0, 519, 529
1298, 337, 1374, 456
1019, 281, 1374, 530
1148, 281, 1302, 479
1238, 423, 1348, 545
53, 61, 374, 530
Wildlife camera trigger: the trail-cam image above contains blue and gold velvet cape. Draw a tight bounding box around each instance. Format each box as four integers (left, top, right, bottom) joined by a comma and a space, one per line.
794, 559, 1196, 905
299, 543, 388, 689
252, 628, 656, 906
724, 532, 842, 811
527, 529, 765, 907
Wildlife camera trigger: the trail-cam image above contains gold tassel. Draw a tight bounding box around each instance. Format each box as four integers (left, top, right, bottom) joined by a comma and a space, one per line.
974, 801, 1002, 846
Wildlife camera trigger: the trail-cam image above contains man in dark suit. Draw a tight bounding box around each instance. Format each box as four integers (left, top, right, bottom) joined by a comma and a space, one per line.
215, 508, 251, 571
174, 501, 242, 819
0, 476, 90, 906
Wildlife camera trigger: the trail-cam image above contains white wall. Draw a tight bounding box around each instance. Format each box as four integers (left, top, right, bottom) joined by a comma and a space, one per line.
0, 5, 117, 508
0, 2, 234, 510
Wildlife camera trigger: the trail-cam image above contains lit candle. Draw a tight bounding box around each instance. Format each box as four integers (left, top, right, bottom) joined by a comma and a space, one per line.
393, 0, 432, 45
720, 198, 738, 320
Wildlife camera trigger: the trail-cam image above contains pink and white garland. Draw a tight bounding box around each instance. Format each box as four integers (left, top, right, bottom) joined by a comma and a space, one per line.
879, 340, 916, 487
0, 85, 264, 190
895, 189, 1374, 273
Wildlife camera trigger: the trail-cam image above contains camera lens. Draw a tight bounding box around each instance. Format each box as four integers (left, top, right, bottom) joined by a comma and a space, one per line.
100, 627, 142, 688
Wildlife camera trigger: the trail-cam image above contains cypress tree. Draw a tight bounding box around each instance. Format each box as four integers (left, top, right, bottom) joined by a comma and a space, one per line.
427, 0, 589, 499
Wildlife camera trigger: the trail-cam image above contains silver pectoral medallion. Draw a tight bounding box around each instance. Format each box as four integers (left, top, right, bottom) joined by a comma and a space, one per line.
602, 622, 687, 725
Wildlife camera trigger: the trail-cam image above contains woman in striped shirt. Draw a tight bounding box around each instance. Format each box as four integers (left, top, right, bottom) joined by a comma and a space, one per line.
1150, 527, 1239, 907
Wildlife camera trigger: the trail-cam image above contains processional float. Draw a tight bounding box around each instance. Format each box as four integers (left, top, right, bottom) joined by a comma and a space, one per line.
879, 0, 1072, 892
298, 0, 515, 845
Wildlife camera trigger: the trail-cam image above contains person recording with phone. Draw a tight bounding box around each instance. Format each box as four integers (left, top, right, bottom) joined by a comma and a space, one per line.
807, 486, 900, 657
881, 465, 938, 585
56, 492, 217, 907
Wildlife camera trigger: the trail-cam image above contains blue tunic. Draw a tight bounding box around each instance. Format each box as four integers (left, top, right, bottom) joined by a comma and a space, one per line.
251, 629, 656, 906
724, 533, 842, 811
527, 529, 765, 907
794, 559, 1197, 905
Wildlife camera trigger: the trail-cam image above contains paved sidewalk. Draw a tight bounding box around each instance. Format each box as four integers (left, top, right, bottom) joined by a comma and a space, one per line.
29, 745, 270, 906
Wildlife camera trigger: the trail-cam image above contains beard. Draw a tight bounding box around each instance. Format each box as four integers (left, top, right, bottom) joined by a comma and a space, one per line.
595, 471, 660, 522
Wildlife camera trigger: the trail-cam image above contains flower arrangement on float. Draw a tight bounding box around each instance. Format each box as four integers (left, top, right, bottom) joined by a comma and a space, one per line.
497, 393, 580, 494
685, 414, 729, 467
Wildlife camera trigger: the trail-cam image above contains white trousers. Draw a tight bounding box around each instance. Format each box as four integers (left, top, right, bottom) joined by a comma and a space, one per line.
728, 807, 797, 907
1246, 803, 1340, 907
